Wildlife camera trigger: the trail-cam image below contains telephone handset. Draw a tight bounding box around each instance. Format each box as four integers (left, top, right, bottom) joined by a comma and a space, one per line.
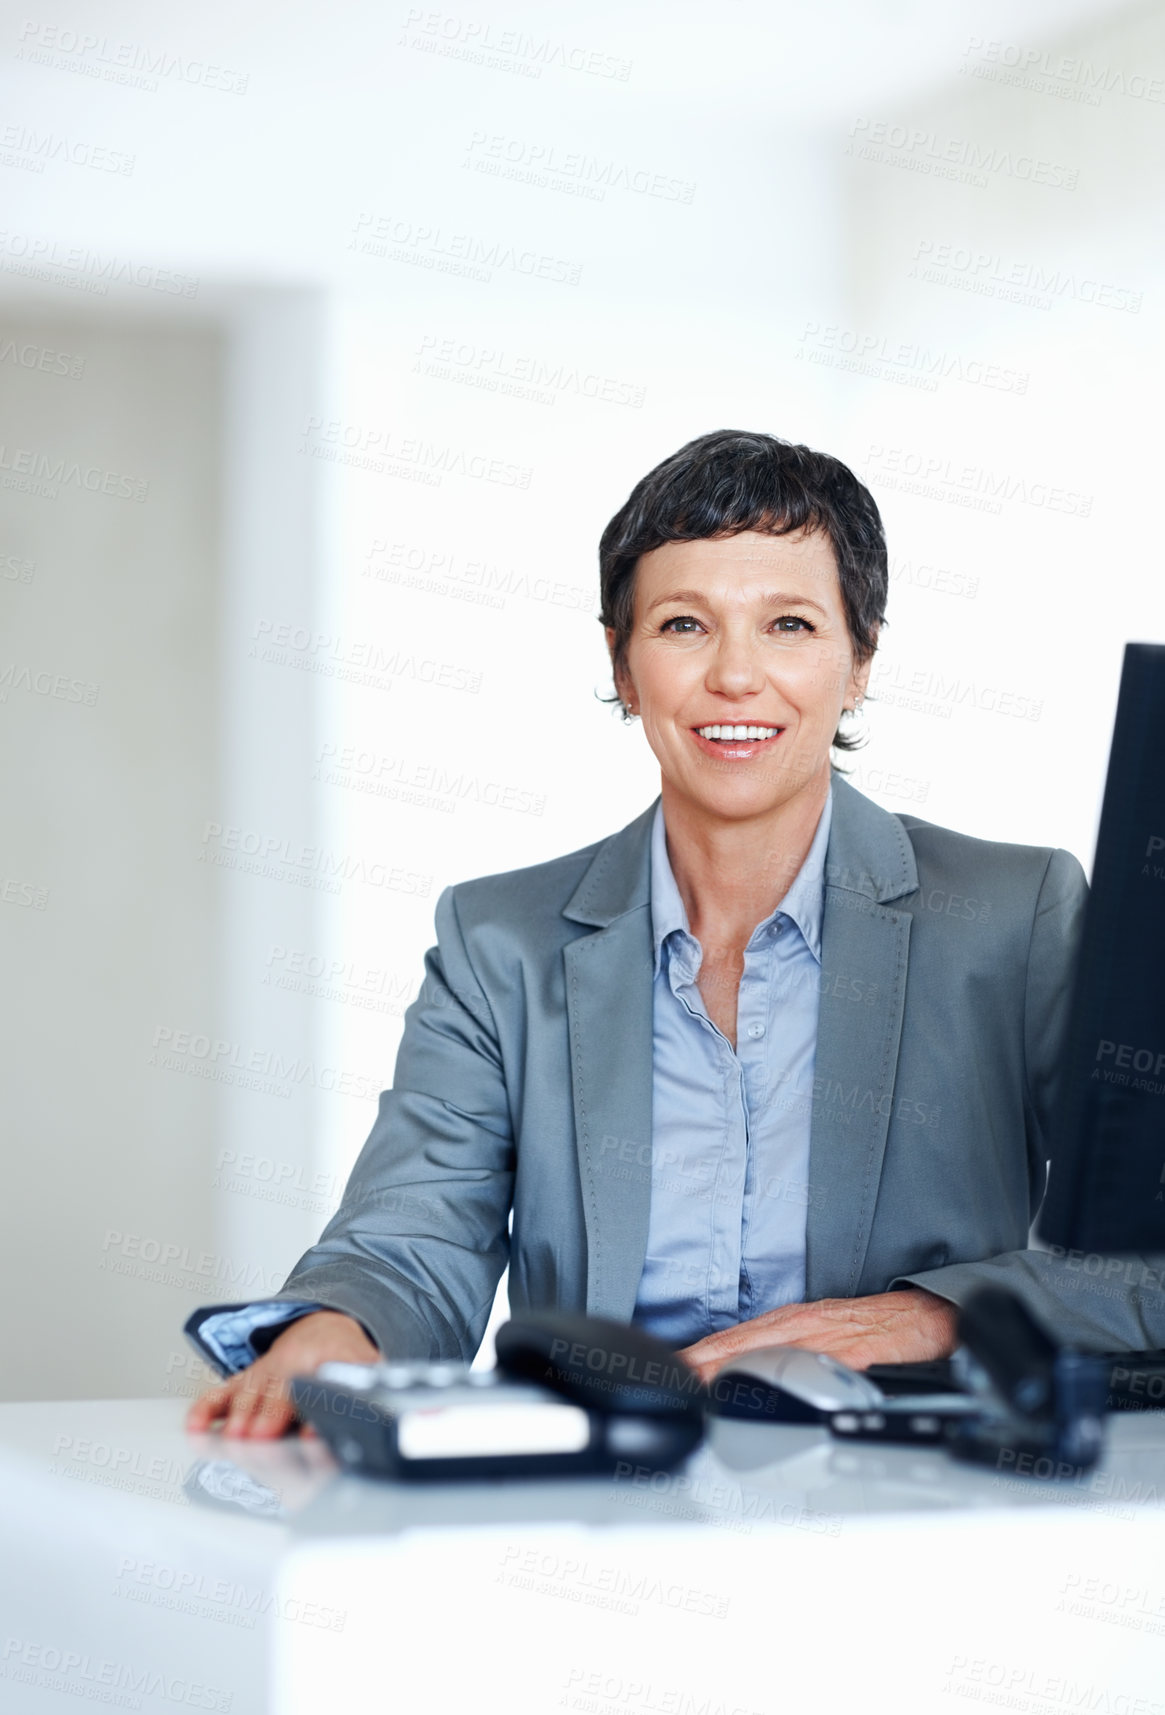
289, 1312, 708, 1481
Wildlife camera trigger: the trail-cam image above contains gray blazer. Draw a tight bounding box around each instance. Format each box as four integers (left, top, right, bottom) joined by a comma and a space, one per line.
220, 774, 1165, 1357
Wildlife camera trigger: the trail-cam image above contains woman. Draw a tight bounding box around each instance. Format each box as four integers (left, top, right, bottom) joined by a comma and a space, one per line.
188, 429, 1120, 1440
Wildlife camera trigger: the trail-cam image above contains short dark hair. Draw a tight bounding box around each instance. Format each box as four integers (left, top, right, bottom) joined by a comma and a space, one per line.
598, 429, 888, 751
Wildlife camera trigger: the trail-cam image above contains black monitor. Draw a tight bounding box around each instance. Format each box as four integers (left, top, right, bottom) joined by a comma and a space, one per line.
1037, 642, 1165, 1253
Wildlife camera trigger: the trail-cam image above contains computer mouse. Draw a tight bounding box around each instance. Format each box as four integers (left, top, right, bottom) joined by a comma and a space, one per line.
707, 1345, 886, 1423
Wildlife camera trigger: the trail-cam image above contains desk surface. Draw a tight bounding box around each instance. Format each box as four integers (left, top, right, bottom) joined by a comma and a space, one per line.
3, 1398, 1165, 1715
6, 1394, 1165, 1529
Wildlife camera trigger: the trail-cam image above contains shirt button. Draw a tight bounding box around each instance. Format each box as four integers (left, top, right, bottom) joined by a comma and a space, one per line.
747, 1022, 766, 1039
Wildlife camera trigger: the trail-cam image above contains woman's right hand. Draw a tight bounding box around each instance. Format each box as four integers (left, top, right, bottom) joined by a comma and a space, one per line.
185, 1310, 381, 1439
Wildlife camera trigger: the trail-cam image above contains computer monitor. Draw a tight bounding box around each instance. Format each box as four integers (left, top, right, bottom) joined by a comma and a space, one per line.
1037, 642, 1165, 1253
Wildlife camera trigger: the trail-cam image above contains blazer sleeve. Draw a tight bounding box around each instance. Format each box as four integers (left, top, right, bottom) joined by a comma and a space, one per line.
193, 885, 517, 1363
894, 846, 1165, 1351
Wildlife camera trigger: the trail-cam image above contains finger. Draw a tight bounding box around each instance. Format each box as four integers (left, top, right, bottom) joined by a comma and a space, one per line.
246, 1401, 298, 1439
801, 1329, 889, 1369
224, 1381, 271, 1438
689, 1331, 762, 1370
680, 1333, 736, 1367
186, 1382, 236, 1432
248, 1379, 299, 1439
229, 1368, 300, 1439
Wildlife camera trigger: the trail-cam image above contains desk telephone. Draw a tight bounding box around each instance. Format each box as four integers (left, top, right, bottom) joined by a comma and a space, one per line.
290, 1312, 708, 1480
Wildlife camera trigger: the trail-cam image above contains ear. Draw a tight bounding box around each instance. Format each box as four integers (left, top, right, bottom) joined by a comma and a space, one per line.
849, 623, 880, 704
605, 626, 633, 705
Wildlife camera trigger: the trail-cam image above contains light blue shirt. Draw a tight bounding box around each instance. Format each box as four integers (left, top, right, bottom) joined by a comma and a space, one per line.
631, 791, 832, 1348
191, 1300, 325, 1374
194, 791, 832, 1372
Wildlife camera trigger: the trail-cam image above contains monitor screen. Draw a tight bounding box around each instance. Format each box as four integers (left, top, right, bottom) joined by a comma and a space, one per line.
1037, 642, 1165, 1252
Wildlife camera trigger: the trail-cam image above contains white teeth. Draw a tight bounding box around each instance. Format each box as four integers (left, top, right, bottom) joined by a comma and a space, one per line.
696, 725, 779, 741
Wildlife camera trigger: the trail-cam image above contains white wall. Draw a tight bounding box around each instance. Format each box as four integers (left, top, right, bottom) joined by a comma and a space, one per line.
0, 317, 224, 1400
0, 293, 338, 1401
212, 291, 339, 1325
835, 0, 1165, 858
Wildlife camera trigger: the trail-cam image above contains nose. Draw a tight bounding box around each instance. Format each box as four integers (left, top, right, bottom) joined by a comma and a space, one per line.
705, 625, 766, 700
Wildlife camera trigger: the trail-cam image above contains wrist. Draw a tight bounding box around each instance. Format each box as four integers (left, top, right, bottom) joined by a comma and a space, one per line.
910, 1289, 960, 1350
271, 1308, 377, 1350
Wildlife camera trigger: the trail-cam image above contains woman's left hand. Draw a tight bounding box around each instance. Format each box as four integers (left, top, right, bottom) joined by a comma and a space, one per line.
677, 1287, 959, 1383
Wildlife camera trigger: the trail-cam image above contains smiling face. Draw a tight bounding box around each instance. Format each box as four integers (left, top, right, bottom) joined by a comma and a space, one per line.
607, 528, 874, 829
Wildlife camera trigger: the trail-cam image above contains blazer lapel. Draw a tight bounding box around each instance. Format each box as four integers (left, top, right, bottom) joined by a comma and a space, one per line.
557, 777, 920, 1317
562, 801, 657, 1321
805, 776, 918, 1297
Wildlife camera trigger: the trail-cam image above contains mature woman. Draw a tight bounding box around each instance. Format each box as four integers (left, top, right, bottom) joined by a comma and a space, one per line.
188, 429, 1140, 1441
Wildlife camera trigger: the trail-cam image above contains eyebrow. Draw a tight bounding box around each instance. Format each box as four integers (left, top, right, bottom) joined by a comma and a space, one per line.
645, 588, 829, 616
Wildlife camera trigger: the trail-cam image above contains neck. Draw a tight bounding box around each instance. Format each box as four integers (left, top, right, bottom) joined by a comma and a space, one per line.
660, 768, 831, 951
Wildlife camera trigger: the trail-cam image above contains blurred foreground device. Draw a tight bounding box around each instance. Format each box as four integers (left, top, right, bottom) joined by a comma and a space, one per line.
944, 1287, 1106, 1472
1038, 642, 1165, 1252
291, 1313, 706, 1481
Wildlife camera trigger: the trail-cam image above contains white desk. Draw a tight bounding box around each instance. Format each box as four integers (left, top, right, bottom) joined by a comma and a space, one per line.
2, 1397, 1164, 1715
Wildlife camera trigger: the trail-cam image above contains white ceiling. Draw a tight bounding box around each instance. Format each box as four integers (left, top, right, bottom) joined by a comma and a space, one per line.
0, 0, 1141, 286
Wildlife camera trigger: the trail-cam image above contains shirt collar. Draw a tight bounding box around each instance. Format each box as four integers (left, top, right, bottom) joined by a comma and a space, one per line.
650, 783, 834, 976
